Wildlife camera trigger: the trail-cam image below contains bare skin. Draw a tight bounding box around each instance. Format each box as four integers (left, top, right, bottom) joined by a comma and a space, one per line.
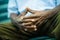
19, 5, 60, 31
10, 5, 60, 31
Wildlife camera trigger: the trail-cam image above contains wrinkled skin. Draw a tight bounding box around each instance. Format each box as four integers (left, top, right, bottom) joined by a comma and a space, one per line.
10, 5, 60, 32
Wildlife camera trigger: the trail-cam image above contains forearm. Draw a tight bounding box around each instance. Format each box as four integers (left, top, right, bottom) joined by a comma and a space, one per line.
45, 5, 60, 18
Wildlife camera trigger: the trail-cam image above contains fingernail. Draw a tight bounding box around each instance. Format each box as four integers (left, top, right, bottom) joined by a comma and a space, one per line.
24, 29, 27, 31
32, 19, 34, 21
34, 28, 37, 31
33, 25, 36, 28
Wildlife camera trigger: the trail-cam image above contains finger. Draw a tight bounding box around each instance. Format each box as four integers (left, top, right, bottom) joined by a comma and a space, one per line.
27, 9, 37, 14
22, 19, 35, 22
18, 9, 28, 16
16, 16, 24, 22
23, 15, 40, 19
21, 22, 32, 26
26, 7, 36, 14
22, 18, 40, 23
24, 25, 37, 29
24, 25, 37, 31
26, 7, 31, 11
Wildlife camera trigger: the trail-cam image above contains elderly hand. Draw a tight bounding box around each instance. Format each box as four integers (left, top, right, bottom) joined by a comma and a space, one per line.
18, 8, 47, 31
11, 5, 60, 31
21, 6, 60, 31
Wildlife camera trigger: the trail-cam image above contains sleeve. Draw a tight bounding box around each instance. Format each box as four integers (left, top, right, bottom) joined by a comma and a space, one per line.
8, 0, 18, 18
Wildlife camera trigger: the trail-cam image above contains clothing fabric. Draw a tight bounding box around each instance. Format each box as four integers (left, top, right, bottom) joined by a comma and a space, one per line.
6, 0, 60, 40
8, 0, 60, 18
0, 12, 60, 40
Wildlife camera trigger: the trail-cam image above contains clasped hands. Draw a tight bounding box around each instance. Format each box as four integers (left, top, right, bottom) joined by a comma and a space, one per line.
10, 5, 60, 32
15, 8, 41, 31
11, 8, 54, 32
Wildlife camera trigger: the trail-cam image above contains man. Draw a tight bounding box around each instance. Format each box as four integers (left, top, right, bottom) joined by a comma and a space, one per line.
0, 0, 60, 40
8, 0, 60, 32
8, 0, 60, 40
9, 5, 60, 40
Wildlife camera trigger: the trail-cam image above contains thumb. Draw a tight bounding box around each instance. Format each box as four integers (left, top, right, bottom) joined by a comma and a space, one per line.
26, 7, 36, 14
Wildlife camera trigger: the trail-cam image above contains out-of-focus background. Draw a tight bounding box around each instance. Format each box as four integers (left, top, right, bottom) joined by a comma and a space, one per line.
0, 0, 10, 24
